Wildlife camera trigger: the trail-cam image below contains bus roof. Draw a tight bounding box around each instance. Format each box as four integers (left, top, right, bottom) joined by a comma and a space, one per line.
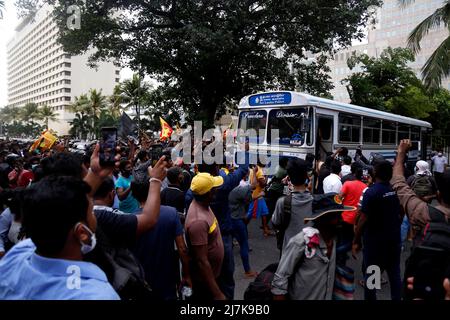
238, 91, 432, 129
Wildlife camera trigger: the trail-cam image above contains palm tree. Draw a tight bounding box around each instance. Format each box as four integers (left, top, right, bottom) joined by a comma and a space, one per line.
69, 113, 90, 140
117, 74, 150, 130
0, 106, 21, 124
400, 0, 450, 89
108, 85, 125, 118
39, 105, 59, 129
20, 103, 42, 124
70, 90, 107, 139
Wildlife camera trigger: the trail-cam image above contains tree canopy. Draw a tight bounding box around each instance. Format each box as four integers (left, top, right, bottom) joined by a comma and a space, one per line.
18, 0, 381, 126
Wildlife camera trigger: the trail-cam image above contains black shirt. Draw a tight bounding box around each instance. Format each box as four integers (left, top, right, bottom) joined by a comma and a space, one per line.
93, 206, 138, 247
161, 185, 185, 213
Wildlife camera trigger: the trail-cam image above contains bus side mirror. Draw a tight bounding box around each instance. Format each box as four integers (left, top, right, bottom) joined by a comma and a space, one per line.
300, 117, 310, 133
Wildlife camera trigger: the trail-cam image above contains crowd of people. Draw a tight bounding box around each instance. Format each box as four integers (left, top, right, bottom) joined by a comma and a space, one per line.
0, 136, 448, 300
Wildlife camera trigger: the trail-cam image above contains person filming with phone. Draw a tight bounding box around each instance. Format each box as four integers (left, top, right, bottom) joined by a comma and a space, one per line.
391, 139, 450, 300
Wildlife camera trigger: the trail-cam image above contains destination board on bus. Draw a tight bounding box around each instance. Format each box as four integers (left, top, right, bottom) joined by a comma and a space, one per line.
249, 92, 292, 106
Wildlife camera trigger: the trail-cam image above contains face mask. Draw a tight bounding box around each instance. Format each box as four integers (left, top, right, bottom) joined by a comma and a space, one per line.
438, 153, 443, 157
32, 164, 38, 169
240, 180, 249, 187
75, 223, 97, 254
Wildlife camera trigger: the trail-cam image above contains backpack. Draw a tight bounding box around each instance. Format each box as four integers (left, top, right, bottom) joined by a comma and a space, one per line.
85, 226, 153, 300
275, 194, 293, 251
244, 263, 279, 301
411, 175, 434, 198
244, 254, 306, 300
404, 206, 450, 299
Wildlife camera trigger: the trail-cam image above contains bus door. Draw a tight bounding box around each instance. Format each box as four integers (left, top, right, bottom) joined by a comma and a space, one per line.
316, 115, 334, 162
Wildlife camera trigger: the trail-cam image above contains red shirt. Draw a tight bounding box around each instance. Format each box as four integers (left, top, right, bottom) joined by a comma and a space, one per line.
17, 170, 34, 187
341, 180, 367, 224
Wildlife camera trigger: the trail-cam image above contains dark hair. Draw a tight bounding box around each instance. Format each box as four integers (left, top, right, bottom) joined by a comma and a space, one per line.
279, 157, 289, 169
339, 147, 349, 157
119, 159, 131, 171
287, 158, 308, 186
0, 188, 24, 218
330, 160, 342, 175
343, 155, 352, 166
374, 160, 393, 182
22, 176, 91, 256
137, 150, 148, 162
197, 163, 219, 176
351, 162, 363, 180
131, 180, 149, 203
40, 152, 83, 179
167, 166, 182, 184
93, 177, 115, 199
437, 172, 450, 205
324, 156, 333, 169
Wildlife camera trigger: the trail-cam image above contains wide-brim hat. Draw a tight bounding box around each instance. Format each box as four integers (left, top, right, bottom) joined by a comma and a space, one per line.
304, 193, 356, 222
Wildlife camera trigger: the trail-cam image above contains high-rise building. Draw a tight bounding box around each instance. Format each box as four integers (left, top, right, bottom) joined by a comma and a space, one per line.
329, 0, 450, 102
7, 4, 120, 135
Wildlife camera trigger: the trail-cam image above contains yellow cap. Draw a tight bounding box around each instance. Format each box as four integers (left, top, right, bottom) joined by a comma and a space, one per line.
190, 172, 224, 195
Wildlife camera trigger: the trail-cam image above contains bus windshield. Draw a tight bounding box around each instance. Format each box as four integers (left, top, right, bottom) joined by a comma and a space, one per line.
238, 110, 267, 144
267, 107, 312, 146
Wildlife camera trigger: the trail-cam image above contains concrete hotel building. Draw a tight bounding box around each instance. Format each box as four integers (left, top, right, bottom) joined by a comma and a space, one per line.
329, 0, 450, 102
7, 4, 120, 135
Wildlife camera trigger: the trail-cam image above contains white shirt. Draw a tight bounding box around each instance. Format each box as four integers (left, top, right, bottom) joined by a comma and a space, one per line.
432, 155, 448, 173
323, 173, 342, 194
341, 165, 351, 177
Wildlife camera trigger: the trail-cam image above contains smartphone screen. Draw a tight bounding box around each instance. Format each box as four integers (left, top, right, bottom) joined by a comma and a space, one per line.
100, 127, 117, 166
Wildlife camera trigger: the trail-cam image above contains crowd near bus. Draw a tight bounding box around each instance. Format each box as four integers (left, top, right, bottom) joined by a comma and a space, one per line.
0, 92, 448, 301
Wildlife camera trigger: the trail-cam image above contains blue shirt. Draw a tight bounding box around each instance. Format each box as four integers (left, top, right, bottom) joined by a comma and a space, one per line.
360, 182, 402, 252
0, 239, 120, 300
115, 175, 140, 214
132, 206, 183, 300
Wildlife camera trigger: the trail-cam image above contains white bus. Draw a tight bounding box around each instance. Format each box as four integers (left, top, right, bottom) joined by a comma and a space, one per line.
237, 91, 432, 164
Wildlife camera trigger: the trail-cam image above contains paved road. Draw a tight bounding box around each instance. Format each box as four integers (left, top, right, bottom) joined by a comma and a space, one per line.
233, 220, 412, 300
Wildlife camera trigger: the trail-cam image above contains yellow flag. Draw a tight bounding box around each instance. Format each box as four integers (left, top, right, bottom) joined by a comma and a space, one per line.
159, 117, 173, 140
29, 130, 58, 152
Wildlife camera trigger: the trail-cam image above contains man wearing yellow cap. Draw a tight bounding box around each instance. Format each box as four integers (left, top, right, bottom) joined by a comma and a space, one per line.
185, 172, 226, 300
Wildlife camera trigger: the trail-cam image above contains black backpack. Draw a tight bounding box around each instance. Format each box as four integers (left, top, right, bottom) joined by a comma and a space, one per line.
404, 206, 450, 299
85, 226, 153, 300
275, 194, 293, 251
244, 263, 279, 301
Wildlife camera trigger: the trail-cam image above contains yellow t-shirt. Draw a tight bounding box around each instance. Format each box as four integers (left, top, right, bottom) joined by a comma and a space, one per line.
251, 166, 265, 199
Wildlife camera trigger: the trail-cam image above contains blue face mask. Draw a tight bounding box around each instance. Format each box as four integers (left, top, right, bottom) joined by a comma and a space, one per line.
32, 164, 38, 169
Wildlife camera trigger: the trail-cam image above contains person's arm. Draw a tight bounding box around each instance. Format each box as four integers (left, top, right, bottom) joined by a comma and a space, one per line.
175, 235, 192, 289
352, 210, 367, 258
391, 140, 430, 227
84, 144, 119, 196
191, 244, 226, 300
272, 237, 306, 300
135, 157, 168, 236
249, 167, 257, 190
116, 185, 132, 201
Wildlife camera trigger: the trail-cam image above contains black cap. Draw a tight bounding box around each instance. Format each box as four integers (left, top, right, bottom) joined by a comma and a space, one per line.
304, 193, 356, 223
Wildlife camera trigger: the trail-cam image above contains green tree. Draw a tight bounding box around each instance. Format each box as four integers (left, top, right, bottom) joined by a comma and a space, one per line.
20, 0, 381, 126
0, 106, 21, 124
70, 90, 108, 138
108, 85, 126, 119
39, 105, 59, 129
116, 74, 150, 129
343, 47, 436, 118
426, 88, 450, 135
69, 113, 90, 140
400, 0, 450, 89
20, 102, 42, 124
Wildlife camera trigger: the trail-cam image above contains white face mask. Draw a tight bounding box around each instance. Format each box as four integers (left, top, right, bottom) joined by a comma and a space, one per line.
438, 153, 443, 157
75, 223, 97, 254
240, 180, 249, 187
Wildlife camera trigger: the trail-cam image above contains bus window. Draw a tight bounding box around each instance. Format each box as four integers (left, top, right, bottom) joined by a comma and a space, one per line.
398, 124, 410, 141
339, 113, 361, 143
238, 110, 267, 144
267, 108, 311, 146
411, 127, 421, 141
382, 121, 396, 144
363, 118, 381, 144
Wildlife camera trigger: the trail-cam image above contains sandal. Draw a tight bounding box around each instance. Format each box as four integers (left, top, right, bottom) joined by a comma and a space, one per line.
244, 271, 258, 278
